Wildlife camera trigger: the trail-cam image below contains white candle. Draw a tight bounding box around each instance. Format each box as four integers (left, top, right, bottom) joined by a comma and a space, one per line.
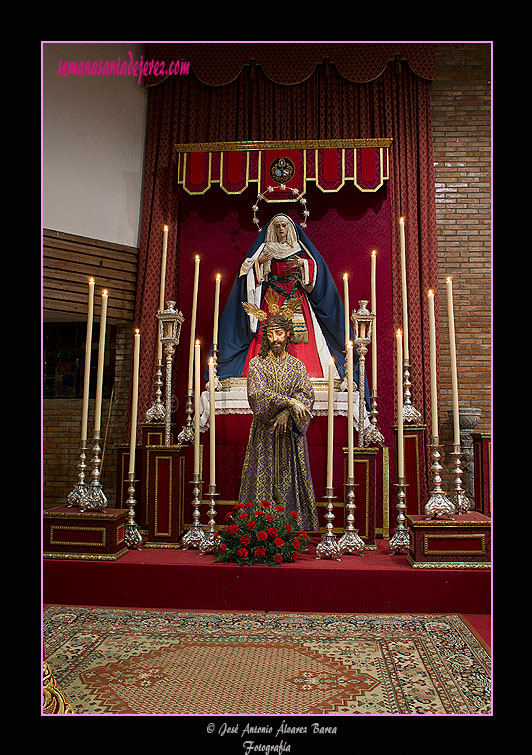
428, 289, 439, 439
129, 329, 141, 474
157, 225, 169, 361
327, 357, 334, 489
209, 357, 216, 485
343, 273, 350, 345
194, 340, 201, 476
396, 329, 404, 479
347, 341, 354, 479
81, 277, 95, 443
94, 289, 108, 434
446, 277, 460, 446
399, 217, 410, 362
213, 273, 221, 346
187, 256, 200, 392
371, 250, 377, 393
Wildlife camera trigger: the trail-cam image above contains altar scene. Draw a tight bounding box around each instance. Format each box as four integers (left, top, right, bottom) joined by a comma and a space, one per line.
42, 42, 492, 717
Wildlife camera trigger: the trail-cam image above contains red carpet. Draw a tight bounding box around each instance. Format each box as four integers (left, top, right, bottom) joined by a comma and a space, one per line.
43, 537, 491, 616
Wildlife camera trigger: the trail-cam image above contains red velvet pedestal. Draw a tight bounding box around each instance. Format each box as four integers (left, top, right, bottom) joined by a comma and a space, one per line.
43, 506, 129, 561
472, 432, 491, 516
406, 513, 491, 570
144, 444, 188, 548
339, 447, 378, 548
392, 424, 427, 515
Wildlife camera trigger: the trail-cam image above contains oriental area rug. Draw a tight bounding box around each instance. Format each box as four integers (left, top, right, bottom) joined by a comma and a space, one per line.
43, 607, 491, 716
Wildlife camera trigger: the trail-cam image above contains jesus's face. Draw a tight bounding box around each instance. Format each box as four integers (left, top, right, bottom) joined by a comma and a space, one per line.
266, 327, 288, 356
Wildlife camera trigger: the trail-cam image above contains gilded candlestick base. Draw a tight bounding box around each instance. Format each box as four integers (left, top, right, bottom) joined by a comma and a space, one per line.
389, 478, 410, 554
402, 361, 422, 423
316, 487, 341, 560
145, 359, 166, 422
81, 433, 108, 512
124, 474, 142, 550
67, 442, 89, 507
181, 475, 206, 549
338, 478, 364, 555
425, 440, 455, 520
177, 390, 195, 444
448, 445, 471, 514
200, 485, 219, 555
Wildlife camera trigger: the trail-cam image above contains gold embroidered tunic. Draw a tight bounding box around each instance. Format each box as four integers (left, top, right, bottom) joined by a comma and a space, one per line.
238, 351, 319, 531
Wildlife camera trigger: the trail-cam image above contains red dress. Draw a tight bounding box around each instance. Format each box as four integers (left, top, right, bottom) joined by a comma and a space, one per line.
242, 253, 324, 377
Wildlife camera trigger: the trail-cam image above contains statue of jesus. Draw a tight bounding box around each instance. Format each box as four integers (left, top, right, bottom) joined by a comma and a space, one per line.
238, 312, 319, 533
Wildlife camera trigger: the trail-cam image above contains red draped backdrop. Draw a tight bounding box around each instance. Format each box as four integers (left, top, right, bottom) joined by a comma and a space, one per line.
130, 44, 439, 481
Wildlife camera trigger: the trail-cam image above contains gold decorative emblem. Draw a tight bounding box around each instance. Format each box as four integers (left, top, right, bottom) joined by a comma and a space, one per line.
269, 156, 295, 184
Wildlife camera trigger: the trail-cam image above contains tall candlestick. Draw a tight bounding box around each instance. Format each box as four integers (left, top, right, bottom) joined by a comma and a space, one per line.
208, 357, 216, 485
81, 277, 95, 443
399, 217, 410, 362
157, 226, 169, 361
94, 289, 108, 434
327, 357, 334, 489
396, 330, 404, 478
187, 256, 200, 392
370, 250, 377, 393
213, 273, 221, 346
194, 340, 201, 476
347, 341, 354, 478
129, 329, 141, 474
343, 273, 350, 345
446, 277, 460, 446
428, 289, 439, 439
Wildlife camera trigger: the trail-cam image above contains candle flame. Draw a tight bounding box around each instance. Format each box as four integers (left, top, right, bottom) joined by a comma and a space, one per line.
428, 289, 434, 296
103, 289, 108, 296
399, 216, 405, 223
446, 276, 452, 282
396, 329, 402, 336
343, 273, 348, 279
89, 277, 94, 284
195, 255, 200, 261
209, 356, 214, 364
163, 225, 168, 231
135, 328, 140, 335
195, 339, 200, 346
371, 249, 377, 256
216, 273, 221, 280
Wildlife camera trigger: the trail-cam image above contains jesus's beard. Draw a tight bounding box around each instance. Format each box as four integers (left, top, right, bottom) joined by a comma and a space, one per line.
270, 342, 287, 357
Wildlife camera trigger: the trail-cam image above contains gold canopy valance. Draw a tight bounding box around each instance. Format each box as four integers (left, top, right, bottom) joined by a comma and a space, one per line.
175, 138, 393, 199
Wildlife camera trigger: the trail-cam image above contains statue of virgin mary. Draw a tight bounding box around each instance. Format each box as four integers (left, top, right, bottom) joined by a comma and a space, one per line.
212, 214, 370, 407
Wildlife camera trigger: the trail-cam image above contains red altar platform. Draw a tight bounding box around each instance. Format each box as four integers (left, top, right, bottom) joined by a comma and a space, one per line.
42, 535, 491, 615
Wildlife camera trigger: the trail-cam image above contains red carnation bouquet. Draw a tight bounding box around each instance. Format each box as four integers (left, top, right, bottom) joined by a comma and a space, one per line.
212, 500, 309, 566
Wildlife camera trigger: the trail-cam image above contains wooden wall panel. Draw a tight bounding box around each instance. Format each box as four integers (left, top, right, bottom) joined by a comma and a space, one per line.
43, 229, 138, 322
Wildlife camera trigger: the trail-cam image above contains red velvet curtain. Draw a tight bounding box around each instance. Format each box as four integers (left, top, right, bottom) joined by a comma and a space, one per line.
132, 48, 437, 443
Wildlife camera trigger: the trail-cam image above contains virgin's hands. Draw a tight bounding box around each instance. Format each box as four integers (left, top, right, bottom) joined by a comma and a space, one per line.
287, 257, 304, 269
258, 250, 273, 264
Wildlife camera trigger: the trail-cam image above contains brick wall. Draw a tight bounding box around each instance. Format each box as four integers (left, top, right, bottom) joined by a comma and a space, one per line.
43, 325, 133, 509
431, 43, 492, 461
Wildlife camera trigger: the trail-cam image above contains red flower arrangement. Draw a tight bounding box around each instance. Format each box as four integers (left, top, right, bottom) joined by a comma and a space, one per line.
213, 500, 308, 566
